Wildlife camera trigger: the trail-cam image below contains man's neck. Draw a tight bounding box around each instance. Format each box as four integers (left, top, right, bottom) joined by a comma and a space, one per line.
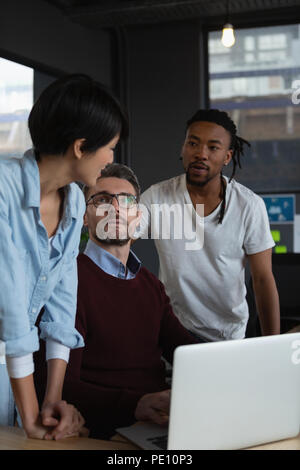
90, 236, 131, 268
186, 174, 225, 217
186, 173, 223, 201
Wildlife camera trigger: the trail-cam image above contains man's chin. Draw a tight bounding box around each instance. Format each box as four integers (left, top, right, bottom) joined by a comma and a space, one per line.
95, 235, 130, 246
186, 171, 211, 187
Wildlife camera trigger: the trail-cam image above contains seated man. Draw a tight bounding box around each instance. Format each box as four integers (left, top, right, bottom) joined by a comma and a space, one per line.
62, 163, 196, 439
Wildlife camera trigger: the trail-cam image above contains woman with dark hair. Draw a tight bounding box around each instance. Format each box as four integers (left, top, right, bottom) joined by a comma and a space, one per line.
0, 74, 128, 439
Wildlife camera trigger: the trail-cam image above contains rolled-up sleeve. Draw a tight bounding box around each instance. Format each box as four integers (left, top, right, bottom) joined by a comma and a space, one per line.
0, 208, 39, 357
39, 254, 84, 350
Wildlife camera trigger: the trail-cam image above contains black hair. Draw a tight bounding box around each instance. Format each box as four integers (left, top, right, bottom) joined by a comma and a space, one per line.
186, 109, 250, 224
28, 74, 128, 161
83, 163, 141, 202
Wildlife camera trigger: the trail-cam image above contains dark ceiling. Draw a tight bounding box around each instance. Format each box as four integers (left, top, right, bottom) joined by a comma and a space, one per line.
45, 0, 300, 29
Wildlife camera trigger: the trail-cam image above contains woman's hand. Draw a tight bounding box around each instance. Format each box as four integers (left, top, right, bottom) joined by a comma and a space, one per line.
10, 375, 52, 440
41, 400, 87, 440
23, 414, 51, 440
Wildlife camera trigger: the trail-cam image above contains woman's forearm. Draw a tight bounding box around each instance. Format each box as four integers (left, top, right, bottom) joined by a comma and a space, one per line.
10, 374, 39, 425
43, 358, 68, 405
10, 374, 48, 438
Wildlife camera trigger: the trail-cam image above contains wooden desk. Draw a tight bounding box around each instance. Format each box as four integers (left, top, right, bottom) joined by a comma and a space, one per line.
0, 426, 139, 450
1, 425, 300, 450
247, 433, 300, 450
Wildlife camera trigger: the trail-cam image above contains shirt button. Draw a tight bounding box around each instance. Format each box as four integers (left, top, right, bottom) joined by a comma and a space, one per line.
32, 308, 37, 313
41, 276, 47, 281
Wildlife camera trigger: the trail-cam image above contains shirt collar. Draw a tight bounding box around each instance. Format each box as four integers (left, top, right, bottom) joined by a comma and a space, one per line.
84, 239, 141, 279
21, 148, 81, 223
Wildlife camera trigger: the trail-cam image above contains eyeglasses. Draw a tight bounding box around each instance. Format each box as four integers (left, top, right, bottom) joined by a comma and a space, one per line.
86, 192, 138, 209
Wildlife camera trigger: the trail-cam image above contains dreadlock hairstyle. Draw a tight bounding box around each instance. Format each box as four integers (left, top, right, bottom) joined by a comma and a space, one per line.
186, 109, 250, 224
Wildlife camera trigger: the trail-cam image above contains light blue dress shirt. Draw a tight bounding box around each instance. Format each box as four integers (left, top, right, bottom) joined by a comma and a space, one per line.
0, 150, 85, 355
84, 239, 141, 279
0, 149, 85, 425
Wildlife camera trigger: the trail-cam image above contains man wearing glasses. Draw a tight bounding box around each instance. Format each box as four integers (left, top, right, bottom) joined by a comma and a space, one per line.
60, 163, 195, 439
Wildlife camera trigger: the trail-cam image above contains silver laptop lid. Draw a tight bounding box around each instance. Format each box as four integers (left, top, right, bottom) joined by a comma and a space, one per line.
168, 333, 300, 450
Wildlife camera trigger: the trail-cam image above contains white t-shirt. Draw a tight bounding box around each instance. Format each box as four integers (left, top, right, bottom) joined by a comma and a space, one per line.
138, 174, 275, 341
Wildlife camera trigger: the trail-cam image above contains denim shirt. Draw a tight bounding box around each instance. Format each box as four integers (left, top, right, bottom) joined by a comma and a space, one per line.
84, 239, 141, 279
0, 150, 85, 357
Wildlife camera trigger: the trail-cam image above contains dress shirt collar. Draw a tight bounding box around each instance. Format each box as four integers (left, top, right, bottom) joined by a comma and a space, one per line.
84, 238, 141, 279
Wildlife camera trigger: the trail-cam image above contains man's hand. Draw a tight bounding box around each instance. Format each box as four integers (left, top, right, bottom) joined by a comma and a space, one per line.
134, 390, 170, 426
41, 400, 86, 440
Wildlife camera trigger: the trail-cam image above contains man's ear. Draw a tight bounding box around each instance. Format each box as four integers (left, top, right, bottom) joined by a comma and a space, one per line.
83, 211, 89, 227
133, 210, 142, 230
136, 209, 142, 225
224, 148, 233, 166
128, 209, 142, 240
73, 138, 86, 160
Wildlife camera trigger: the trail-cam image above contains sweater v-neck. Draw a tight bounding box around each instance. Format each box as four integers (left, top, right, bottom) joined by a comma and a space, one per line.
78, 253, 143, 286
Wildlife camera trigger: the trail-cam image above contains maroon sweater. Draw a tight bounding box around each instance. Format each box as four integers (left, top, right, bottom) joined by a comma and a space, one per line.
63, 253, 195, 438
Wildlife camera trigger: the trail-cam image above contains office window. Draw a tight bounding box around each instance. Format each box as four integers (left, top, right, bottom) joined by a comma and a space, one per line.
0, 58, 33, 159
258, 50, 286, 63
208, 24, 300, 193
209, 38, 230, 54
244, 36, 255, 51
258, 34, 287, 50
245, 53, 255, 63
209, 24, 300, 253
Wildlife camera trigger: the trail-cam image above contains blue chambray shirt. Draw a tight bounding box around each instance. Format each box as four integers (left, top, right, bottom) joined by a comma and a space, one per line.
84, 239, 141, 279
0, 150, 85, 357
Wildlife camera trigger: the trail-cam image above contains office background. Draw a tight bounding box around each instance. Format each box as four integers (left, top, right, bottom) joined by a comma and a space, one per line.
1, 0, 300, 278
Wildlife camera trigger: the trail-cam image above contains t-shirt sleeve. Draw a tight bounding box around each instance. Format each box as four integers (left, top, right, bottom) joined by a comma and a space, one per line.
243, 196, 275, 255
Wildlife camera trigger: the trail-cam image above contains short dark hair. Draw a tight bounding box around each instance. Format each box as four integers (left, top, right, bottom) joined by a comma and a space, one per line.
84, 163, 141, 202
186, 109, 250, 224
28, 74, 128, 161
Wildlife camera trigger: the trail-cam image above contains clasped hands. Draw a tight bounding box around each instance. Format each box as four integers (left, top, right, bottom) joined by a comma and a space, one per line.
24, 400, 89, 441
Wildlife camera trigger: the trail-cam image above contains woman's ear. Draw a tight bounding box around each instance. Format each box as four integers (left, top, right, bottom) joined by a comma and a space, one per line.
73, 138, 86, 160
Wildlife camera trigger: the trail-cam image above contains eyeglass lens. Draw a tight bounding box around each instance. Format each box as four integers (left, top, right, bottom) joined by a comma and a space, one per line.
92, 193, 136, 208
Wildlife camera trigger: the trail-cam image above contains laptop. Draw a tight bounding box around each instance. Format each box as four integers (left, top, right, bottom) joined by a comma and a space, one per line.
117, 333, 300, 450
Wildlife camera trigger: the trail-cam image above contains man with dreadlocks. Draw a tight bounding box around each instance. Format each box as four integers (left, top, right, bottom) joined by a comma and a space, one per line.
137, 109, 280, 342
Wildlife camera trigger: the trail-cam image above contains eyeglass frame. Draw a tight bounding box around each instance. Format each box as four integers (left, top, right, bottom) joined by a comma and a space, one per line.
86, 191, 138, 209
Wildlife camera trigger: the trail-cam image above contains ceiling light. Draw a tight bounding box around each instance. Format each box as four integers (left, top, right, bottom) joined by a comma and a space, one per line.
221, 23, 235, 48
